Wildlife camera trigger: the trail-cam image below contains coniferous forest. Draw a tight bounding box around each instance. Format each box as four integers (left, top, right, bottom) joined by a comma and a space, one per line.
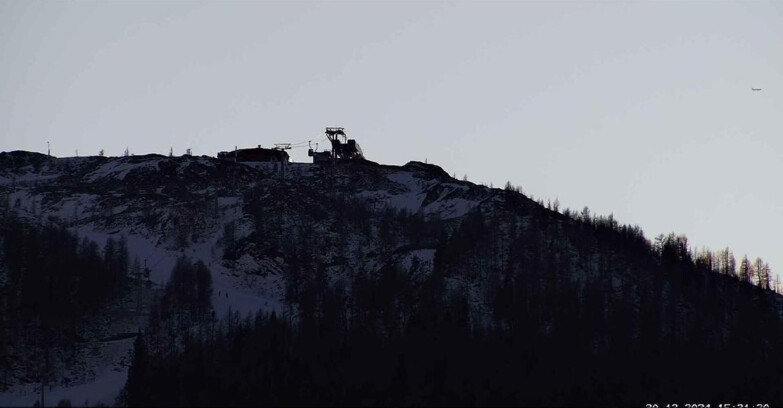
120, 182, 783, 407
0, 212, 133, 390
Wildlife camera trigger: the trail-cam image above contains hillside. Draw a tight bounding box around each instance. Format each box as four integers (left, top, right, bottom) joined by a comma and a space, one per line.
0, 151, 499, 405
1, 150, 782, 406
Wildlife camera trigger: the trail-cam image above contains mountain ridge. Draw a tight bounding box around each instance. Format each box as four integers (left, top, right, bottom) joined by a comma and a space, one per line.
1, 149, 782, 406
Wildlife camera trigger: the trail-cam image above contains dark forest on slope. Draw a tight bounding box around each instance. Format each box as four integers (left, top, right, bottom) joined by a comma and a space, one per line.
121, 172, 783, 407
0, 213, 137, 390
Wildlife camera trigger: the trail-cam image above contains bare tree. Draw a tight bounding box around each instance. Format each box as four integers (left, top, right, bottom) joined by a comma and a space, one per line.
753, 257, 766, 288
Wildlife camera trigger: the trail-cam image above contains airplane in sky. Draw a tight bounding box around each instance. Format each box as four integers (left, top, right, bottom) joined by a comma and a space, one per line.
751, 88, 762, 91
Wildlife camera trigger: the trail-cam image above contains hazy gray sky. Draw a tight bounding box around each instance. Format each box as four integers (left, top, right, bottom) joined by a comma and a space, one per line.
1, 1, 781, 275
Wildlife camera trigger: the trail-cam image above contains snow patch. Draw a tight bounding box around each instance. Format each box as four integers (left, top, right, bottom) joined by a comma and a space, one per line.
86, 159, 161, 182
400, 249, 436, 271
0, 366, 128, 407
424, 197, 476, 219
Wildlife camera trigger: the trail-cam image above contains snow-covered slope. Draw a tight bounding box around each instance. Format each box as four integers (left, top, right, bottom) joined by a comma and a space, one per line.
0, 151, 516, 406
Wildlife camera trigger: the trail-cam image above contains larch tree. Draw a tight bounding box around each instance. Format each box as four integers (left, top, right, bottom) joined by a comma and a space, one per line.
753, 257, 765, 289
738, 255, 751, 283
760, 262, 771, 290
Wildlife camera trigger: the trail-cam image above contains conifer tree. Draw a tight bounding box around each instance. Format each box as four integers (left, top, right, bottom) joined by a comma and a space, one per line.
753, 257, 765, 288
738, 255, 750, 283
124, 332, 149, 407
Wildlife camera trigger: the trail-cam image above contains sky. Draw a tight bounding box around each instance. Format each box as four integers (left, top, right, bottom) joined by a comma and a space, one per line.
1, 1, 781, 276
